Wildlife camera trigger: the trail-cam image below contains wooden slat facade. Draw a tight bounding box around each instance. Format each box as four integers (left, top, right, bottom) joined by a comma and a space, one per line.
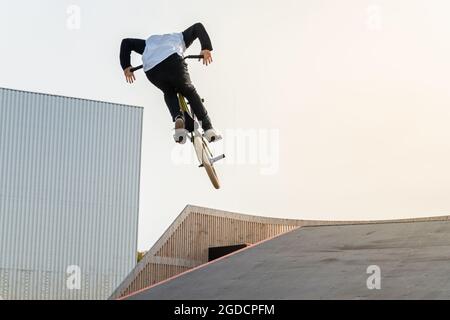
110, 205, 305, 299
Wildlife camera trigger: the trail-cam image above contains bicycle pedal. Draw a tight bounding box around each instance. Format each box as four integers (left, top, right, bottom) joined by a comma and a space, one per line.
211, 154, 226, 164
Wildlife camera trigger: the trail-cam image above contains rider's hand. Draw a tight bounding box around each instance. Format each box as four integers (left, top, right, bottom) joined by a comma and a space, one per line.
200, 50, 213, 66
124, 67, 136, 84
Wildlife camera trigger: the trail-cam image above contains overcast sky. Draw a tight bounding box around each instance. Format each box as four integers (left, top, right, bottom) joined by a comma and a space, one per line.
2, 0, 450, 250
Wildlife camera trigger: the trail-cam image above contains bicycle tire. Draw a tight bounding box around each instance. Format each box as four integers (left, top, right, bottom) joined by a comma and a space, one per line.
193, 136, 220, 189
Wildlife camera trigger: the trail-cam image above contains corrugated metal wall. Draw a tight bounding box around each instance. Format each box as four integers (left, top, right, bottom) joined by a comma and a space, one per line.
0, 88, 143, 300
110, 206, 304, 299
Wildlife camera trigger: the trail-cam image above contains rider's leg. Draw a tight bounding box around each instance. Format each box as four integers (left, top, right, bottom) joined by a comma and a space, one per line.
173, 64, 213, 131
163, 89, 183, 122
146, 72, 182, 122
146, 70, 188, 143
178, 84, 212, 131
173, 62, 222, 141
178, 83, 222, 142
163, 90, 186, 138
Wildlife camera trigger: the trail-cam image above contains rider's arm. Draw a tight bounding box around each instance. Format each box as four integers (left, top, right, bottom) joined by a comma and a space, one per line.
182, 23, 213, 51
120, 38, 146, 70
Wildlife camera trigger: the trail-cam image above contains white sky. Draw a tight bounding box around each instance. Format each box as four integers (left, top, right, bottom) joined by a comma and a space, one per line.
2, 0, 450, 251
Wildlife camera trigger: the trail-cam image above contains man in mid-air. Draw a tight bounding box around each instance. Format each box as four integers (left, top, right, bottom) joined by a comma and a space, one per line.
120, 22, 221, 144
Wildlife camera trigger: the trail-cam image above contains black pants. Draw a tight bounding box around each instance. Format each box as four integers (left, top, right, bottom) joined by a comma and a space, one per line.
145, 53, 212, 131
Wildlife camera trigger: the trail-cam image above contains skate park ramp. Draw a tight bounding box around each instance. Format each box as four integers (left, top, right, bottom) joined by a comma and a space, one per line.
124, 219, 450, 300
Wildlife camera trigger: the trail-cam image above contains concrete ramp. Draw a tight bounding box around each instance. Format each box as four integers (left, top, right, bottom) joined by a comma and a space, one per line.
124, 220, 450, 300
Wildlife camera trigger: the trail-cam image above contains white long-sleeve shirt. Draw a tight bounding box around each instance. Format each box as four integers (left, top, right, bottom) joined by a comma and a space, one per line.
119, 23, 213, 72
142, 33, 186, 72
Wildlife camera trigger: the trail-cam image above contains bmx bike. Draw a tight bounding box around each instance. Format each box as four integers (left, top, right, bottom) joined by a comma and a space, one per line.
130, 55, 225, 189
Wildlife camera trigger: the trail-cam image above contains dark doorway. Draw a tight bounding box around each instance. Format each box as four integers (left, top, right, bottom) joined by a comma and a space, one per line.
208, 244, 248, 262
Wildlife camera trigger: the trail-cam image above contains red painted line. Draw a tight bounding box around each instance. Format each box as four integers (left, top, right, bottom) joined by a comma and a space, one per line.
117, 226, 301, 300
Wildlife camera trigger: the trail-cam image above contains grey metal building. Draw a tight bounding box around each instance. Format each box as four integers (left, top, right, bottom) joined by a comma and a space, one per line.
0, 88, 143, 300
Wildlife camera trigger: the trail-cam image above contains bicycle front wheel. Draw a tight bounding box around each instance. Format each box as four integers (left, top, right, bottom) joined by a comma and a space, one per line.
193, 136, 220, 189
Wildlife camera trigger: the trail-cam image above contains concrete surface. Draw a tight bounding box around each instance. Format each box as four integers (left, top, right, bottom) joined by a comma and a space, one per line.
125, 220, 450, 300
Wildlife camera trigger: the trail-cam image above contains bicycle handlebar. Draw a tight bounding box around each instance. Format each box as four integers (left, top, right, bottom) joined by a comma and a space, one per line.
129, 55, 204, 73
130, 65, 143, 72
184, 55, 205, 60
